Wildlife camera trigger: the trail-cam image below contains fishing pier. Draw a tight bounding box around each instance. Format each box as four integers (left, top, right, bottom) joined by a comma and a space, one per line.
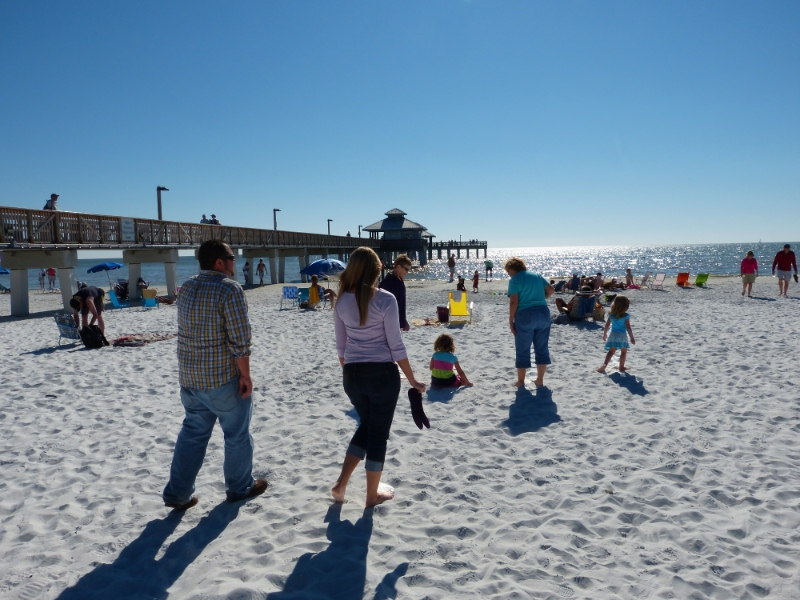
0, 206, 377, 316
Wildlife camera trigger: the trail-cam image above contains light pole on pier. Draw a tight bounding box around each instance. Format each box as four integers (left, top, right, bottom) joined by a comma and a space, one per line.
273, 208, 281, 230
157, 186, 169, 220
358, 225, 363, 238
327, 219, 333, 236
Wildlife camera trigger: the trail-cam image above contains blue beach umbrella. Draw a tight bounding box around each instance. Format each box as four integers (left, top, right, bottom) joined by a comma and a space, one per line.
300, 259, 346, 279
0, 267, 9, 275
87, 262, 125, 286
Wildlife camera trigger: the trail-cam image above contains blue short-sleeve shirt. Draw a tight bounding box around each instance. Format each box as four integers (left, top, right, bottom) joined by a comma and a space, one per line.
507, 270, 548, 310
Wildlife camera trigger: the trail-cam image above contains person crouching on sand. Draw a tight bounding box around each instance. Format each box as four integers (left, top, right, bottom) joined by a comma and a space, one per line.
597, 295, 636, 373
430, 333, 472, 389
332, 247, 426, 508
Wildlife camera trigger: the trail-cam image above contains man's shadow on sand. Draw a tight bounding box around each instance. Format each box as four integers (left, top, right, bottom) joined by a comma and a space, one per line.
502, 386, 561, 436
608, 372, 649, 396
266, 504, 408, 600
57, 501, 241, 600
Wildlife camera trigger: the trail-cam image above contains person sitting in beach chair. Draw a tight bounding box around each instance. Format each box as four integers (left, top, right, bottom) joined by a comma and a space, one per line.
552, 280, 567, 293
555, 286, 597, 321
308, 274, 336, 309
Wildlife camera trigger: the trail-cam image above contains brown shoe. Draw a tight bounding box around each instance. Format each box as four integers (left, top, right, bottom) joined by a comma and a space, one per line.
165, 496, 198, 511
227, 478, 268, 503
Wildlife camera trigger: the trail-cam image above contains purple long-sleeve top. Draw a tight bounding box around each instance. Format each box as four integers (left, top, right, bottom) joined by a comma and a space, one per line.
334, 289, 408, 364
378, 273, 408, 329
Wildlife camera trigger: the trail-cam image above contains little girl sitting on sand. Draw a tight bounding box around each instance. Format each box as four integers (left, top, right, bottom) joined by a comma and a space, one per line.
430, 333, 473, 388
597, 294, 636, 373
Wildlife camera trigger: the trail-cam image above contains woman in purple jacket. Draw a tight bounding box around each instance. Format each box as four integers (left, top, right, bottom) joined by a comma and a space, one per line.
332, 247, 426, 508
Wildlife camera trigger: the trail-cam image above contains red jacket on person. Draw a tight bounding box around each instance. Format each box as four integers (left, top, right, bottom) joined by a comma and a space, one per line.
772, 250, 797, 273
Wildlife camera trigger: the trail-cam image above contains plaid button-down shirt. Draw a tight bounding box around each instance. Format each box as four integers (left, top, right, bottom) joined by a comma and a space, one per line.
177, 270, 251, 390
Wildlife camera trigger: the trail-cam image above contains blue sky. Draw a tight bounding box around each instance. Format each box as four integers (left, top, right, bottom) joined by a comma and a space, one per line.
1, 1, 798, 247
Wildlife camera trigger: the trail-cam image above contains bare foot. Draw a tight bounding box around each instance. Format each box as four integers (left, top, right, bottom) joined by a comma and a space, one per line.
532, 379, 544, 388
596, 366, 606, 373
331, 481, 347, 503
513, 380, 525, 387
618, 366, 628, 372
366, 483, 394, 508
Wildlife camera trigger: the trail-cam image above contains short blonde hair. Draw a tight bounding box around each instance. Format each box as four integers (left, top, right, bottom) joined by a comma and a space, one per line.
394, 254, 412, 269
504, 257, 526, 274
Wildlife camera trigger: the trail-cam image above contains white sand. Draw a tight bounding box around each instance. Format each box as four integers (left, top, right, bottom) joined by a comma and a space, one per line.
1, 276, 799, 599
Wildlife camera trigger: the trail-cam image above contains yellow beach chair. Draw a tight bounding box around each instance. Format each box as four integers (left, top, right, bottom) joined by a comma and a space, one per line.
448, 291, 472, 324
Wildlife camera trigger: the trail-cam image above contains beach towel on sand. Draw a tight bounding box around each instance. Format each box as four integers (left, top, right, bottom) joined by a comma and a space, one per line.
112, 333, 177, 347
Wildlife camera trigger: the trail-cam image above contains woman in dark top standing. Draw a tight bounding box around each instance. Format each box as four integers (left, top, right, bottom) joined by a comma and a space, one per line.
378, 254, 412, 331
333, 248, 426, 508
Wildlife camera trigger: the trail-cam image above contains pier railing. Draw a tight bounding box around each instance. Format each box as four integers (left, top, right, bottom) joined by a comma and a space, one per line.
0, 206, 376, 250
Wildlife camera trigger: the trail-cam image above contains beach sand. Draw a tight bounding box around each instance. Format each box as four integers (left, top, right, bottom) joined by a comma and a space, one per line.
1, 276, 799, 599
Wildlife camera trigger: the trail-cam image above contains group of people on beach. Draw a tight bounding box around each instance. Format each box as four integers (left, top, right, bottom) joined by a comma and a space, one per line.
740, 245, 798, 297
37, 267, 57, 290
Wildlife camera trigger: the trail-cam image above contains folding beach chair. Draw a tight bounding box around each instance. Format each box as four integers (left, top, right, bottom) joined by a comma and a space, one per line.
569, 294, 598, 321
651, 273, 666, 290
142, 288, 158, 308
298, 288, 310, 306
54, 313, 81, 345
676, 272, 691, 287
107, 289, 130, 308
694, 273, 709, 287
637, 272, 652, 288
280, 286, 299, 309
448, 291, 473, 323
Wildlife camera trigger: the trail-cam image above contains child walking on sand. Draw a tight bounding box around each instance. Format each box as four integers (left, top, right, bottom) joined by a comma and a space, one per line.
597, 295, 635, 373
472, 270, 480, 292
430, 333, 473, 388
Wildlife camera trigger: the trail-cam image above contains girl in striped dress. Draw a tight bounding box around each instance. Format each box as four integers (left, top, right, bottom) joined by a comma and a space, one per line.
430, 333, 473, 388
597, 295, 636, 373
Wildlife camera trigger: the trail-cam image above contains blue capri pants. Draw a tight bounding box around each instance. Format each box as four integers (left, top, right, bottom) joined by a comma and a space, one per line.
514, 305, 552, 368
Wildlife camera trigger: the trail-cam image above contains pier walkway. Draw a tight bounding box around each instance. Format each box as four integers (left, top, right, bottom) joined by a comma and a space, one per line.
0, 206, 377, 316
429, 240, 488, 260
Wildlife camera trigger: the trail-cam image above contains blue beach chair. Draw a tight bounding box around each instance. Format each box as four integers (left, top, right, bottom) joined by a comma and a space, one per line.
280, 286, 299, 309
54, 313, 81, 345
107, 289, 130, 308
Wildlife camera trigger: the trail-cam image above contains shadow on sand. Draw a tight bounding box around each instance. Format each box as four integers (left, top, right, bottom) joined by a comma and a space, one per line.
267, 504, 408, 600
425, 386, 468, 404
608, 372, 649, 396
502, 386, 561, 436
56, 501, 241, 600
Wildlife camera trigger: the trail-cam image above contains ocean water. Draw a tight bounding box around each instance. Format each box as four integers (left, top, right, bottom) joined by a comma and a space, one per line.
1, 242, 796, 290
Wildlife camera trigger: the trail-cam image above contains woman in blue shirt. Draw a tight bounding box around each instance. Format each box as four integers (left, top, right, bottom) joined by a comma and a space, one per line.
505, 257, 555, 388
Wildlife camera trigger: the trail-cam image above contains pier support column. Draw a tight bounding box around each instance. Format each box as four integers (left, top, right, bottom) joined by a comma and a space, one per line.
484, 248, 487, 258
269, 250, 278, 285
419, 252, 427, 267
165, 262, 178, 298
299, 250, 308, 284
58, 268, 77, 310
466, 248, 470, 258
128, 263, 142, 301
10, 270, 29, 316
321, 248, 329, 259
1, 249, 79, 316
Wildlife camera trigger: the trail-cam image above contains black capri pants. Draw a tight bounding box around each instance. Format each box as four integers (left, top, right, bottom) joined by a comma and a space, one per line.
342, 362, 401, 472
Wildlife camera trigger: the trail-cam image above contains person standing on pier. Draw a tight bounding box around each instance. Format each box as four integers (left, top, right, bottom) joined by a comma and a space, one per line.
162, 239, 267, 510
43, 193, 59, 210
379, 254, 412, 331
448, 254, 456, 282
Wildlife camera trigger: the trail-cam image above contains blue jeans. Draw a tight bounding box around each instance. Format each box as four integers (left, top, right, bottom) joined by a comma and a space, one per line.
514, 305, 552, 368
163, 376, 255, 504
343, 362, 401, 472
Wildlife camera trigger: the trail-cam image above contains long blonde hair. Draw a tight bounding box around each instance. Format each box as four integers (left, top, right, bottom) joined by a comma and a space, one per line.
338, 247, 381, 326
609, 294, 630, 319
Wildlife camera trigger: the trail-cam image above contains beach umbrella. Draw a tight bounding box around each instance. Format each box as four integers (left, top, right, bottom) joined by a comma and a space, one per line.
0, 267, 9, 275
300, 259, 346, 278
300, 258, 346, 288
87, 262, 124, 286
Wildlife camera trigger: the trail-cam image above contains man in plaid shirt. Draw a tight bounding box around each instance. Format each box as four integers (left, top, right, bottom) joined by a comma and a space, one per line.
162, 240, 267, 510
